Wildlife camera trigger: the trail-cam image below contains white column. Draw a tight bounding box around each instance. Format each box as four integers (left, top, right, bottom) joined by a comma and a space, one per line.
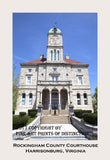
40, 92, 42, 104
68, 91, 70, 106
49, 91, 51, 110
37, 91, 40, 105
58, 91, 61, 110
39, 92, 41, 103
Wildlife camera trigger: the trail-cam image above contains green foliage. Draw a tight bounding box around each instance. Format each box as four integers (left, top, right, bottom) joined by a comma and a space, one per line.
13, 63, 20, 111
94, 110, 97, 114
82, 113, 97, 125
92, 87, 98, 111
19, 112, 26, 116
28, 109, 37, 117
74, 110, 92, 118
13, 115, 29, 129
26, 117, 36, 125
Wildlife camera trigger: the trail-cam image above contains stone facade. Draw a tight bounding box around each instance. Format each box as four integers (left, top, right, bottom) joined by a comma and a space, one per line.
16, 25, 93, 114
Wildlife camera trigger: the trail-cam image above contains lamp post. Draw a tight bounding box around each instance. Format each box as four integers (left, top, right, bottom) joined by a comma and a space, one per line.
37, 101, 43, 116
69, 101, 74, 116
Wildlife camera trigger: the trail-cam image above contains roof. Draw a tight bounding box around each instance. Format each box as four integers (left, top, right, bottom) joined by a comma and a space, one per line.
63, 58, 83, 64
25, 58, 84, 64
49, 28, 62, 34
48, 24, 62, 34
26, 58, 47, 63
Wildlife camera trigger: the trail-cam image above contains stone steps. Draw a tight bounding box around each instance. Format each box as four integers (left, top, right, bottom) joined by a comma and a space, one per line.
30, 136, 88, 140
29, 124, 88, 140
42, 110, 50, 115
42, 109, 69, 116
41, 115, 71, 124
60, 110, 69, 115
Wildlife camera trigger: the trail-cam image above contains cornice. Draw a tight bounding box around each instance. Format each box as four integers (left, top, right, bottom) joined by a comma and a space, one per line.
47, 45, 63, 48
20, 62, 89, 67
47, 33, 63, 36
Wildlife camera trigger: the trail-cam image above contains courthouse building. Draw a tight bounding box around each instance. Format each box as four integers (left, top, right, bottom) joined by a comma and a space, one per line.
16, 25, 93, 115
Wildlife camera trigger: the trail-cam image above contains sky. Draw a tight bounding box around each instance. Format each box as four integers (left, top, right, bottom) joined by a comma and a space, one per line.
13, 13, 97, 95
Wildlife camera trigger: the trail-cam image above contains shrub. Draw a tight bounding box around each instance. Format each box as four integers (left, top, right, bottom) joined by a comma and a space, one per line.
29, 111, 36, 118
82, 113, 97, 125
19, 112, 26, 116
74, 110, 82, 118
13, 115, 29, 129
74, 110, 92, 118
28, 109, 37, 117
94, 110, 97, 114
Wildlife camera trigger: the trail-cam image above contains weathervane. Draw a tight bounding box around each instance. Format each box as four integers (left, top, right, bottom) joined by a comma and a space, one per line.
53, 22, 57, 33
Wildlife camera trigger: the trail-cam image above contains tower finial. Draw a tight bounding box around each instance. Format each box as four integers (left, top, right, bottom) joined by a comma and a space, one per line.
53, 22, 57, 33
54, 22, 57, 28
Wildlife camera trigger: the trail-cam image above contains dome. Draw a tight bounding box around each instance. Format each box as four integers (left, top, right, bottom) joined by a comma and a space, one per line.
48, 24, 62, 34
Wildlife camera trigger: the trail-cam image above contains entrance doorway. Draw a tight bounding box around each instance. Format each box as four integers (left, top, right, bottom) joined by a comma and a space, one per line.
61, 89, 68, 109
51, 89, 58, 110
42, 89, 49, 109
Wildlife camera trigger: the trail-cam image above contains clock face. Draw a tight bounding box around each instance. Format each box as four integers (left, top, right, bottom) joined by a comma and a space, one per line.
50, 36, 57, 45
53, 36, 57, 41
49, 35, 61, 45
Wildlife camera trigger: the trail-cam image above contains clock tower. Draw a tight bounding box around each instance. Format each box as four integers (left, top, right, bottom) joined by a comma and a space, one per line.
47, 24, 63, 62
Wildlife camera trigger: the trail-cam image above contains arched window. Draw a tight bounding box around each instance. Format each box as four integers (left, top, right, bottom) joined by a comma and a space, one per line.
83, 93, 88, 105
78, 77, 83, 85
29, 93, 33, 105
51, 50, 53, 61
54, 49, 56, 60
57, 50, 59, 61
27, 76, 31, 85
52, 76, 58, 81
77, 93, 81, 105
22, 93, 25, 105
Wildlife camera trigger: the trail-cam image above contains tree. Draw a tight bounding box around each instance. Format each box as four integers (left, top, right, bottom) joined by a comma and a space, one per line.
92, 87, 98, 112
13, 63, 19, 112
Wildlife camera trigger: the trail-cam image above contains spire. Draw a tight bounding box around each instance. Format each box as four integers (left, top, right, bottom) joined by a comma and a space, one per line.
53, 22, 57, 33
54, 22, 57, 28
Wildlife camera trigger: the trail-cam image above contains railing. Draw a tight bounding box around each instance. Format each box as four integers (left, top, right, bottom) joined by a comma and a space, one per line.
12, 116, 41, 140
38, 80, 72, 86
70, 116, 97, 140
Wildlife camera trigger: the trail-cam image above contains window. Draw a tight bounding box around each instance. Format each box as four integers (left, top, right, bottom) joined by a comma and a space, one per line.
78, 69, 81, 73
52, 93, 58, 98
53, 68, 57, 72
78, 77, 83, 85
27, 76, 31, 85
77, 93, 81, 105
28, 69, 32, 72
52, 76, 54, 81
57, 50, 59, 61
52, 76, 58, 81
29, 93, 33, 105
54, 49, 56, 60
84, 93, 88, 105
22, 93, 25, 105
55, 76, 58, 81
51, 50, 53, 61
66, 73, 68, 76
